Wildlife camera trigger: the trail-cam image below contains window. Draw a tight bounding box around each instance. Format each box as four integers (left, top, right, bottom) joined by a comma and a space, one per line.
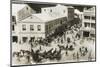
22, 37, 27, 43
84, 22, 90, 27
63, 10, 65, 13
12, 36, 18, 43
91, 23, 95, 28
30, 25, 34, 31
22, 25, 26, 31
83, 31, 89, 37
84, 16, 90, 19
49, 24, 51, 30
12, 25, 14, 31
50, 9, 52, 12
44, 9, 46, 11
37, 25, 41, 31
92, 16, 95, 20
12, 16, 16, 22
30, 37, 35, 42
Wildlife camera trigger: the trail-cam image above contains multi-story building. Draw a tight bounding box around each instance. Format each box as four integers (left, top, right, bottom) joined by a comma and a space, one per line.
12, 16, 19, 43
17, 5, 36, 21
81, 7, 96, 38
18, 13, 67, 43
41, 4, 74, 22
13, 4, 74, 43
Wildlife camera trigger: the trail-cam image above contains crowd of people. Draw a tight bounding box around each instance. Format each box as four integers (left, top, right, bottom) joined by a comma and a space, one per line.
12, 22, 95, 65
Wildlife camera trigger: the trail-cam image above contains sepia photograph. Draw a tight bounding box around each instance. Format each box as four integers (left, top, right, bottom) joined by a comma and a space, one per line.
11, 0, 96, 66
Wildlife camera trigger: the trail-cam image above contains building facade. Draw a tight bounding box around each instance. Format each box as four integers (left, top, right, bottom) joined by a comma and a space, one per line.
17, 13, 67, 43
81, 7, 96, 38
12, 4, 74, 43
41, 4, 74, 22
12, 16, 19, 43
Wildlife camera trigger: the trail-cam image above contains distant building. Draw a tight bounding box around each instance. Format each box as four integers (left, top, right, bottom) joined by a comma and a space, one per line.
41, 4, 74, 22
81, 7, 96, 38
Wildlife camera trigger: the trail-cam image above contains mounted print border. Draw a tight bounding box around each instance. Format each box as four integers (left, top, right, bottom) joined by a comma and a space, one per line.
10, 0, 96, 67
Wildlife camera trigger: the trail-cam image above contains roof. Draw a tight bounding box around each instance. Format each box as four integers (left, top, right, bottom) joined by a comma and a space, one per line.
56, 4, 73, 8
84, 7, 95, 12
75, 9, 83, 14
20, 14, 43, 23
20, 13, 66, 23
42, 4, 74, 9
12, 4, 27, 16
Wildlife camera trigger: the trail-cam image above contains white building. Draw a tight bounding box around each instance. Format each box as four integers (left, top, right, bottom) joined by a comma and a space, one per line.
81, 7, 96, 38
13, 4, 74, 43
74, 9, 83, 20
41, 4, 74, 22
18, 13, 67, 43
17, 4, 36, 21
12, 16, 19, 43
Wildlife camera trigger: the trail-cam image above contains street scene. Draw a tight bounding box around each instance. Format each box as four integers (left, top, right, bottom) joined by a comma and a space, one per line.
12, 1, 96, 66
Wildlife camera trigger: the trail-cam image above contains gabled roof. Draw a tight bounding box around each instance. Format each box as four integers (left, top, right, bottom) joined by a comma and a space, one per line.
20, 13, 66, 23
12, 4, 27, 16
20, 14, 43, 23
